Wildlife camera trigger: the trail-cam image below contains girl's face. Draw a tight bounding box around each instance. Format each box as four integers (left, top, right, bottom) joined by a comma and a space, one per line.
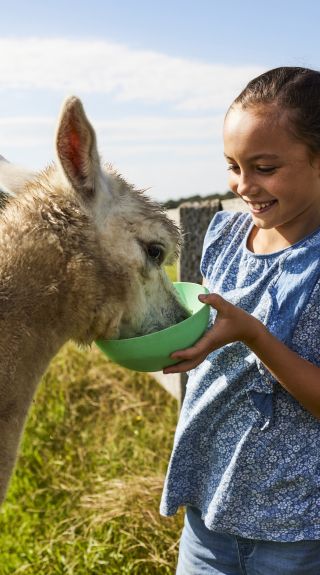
223, 104, 320, 241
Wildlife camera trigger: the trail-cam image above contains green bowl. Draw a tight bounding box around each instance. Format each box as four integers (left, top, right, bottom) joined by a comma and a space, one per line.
95, 282, 210, 372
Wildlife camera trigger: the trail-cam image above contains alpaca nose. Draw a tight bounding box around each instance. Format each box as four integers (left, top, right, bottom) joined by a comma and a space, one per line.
152, 296, 190, 333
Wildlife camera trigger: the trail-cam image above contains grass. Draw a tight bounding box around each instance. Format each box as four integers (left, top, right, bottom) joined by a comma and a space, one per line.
164, 263, 177, 283
0, 343, 184, 574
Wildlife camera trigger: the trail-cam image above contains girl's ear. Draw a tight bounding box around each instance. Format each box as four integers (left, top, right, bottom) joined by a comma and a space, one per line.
55, 96, 101, 200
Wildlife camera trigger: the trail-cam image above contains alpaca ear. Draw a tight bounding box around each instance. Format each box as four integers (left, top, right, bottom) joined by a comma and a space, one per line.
56, 96, 100, 199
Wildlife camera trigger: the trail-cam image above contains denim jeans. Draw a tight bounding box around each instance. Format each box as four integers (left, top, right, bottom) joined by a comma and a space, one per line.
176, 506, 320, 575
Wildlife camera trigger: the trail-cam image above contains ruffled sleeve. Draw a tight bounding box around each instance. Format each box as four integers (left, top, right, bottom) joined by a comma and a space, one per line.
200, 211, 250, 281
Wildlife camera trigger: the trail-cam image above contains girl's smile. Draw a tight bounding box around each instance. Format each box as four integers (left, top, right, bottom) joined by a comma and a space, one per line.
246, 199, 278, 214
223, 104, 320, 252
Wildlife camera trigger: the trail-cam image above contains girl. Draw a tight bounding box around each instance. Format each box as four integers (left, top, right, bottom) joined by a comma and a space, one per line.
162, 67, 320, 574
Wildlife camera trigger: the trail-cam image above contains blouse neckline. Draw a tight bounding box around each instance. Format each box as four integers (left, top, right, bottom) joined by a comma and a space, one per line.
243, 218, 320, 259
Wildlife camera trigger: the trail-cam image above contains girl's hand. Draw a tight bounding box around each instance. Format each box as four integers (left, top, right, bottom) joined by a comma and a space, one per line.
163, 293, 262, 374
163, 293, 320, 419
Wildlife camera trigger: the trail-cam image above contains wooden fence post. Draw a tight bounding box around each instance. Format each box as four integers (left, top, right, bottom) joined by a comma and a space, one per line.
178, 200, 221, 284
177, 199, 221, 407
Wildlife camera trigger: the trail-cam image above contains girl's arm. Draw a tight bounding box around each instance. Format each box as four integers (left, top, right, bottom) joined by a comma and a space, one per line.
163, 293, 320, 419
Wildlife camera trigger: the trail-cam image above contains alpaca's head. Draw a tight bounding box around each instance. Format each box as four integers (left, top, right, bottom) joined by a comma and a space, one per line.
53, 97, 188, 340
0, 98, 188, 343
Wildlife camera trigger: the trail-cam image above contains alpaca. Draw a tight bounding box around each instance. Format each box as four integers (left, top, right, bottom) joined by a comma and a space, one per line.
0, 96, 188, 502
0, 154, 35, 197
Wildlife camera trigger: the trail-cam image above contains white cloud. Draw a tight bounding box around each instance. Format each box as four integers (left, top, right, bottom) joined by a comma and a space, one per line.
0, 37, 264, 200
0, 113, 226, 200
0, 113, 222, 151
0, 117, 54, 150
95, 115, 224, 148
0, 38, 262, 111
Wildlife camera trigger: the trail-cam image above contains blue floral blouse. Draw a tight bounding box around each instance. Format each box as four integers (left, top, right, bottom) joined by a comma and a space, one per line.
160, 211, 320, 542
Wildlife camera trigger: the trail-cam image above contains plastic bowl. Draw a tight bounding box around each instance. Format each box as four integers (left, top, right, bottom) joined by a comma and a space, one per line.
95, 282, 210, 372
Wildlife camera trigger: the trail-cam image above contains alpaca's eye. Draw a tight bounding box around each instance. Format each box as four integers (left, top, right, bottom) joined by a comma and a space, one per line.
147, 244, 164, 263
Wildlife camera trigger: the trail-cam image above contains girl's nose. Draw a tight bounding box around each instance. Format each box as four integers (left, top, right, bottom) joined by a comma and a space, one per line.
235, 172, 258, 198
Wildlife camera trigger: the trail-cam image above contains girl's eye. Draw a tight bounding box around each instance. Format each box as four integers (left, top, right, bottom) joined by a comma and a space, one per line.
227, 164, 239, 172
256, 166, 276, 173
226, 164, 277, 175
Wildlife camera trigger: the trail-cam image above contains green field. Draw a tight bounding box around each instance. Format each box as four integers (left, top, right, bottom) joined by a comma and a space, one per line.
0, 343, 183, 574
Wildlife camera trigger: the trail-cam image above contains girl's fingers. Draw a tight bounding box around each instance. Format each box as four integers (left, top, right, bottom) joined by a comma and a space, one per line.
162, 294, 231, 374
198, 292, 226, 309
164, 349, 208, 373
163, 358, 200, 374
186, 330, 218, 356
170, 326, 218, 362
170, 348, 196, 359
170, 345, 207, 361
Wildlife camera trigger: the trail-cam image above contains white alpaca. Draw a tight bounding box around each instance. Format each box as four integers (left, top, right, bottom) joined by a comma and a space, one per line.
0, 97, 187, 502
0, 154, 35, 197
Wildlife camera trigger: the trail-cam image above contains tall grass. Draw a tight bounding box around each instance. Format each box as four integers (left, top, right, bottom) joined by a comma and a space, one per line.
0, 343, 183, 574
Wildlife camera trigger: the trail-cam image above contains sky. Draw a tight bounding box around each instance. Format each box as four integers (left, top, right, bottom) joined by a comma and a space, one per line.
0, 0, 319, 202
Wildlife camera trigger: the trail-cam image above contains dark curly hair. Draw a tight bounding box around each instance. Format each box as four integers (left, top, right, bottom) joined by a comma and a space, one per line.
229, 67, 320, 155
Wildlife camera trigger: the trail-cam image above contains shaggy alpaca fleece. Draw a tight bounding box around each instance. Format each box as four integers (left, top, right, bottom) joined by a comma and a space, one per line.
0, 96, 187, 502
